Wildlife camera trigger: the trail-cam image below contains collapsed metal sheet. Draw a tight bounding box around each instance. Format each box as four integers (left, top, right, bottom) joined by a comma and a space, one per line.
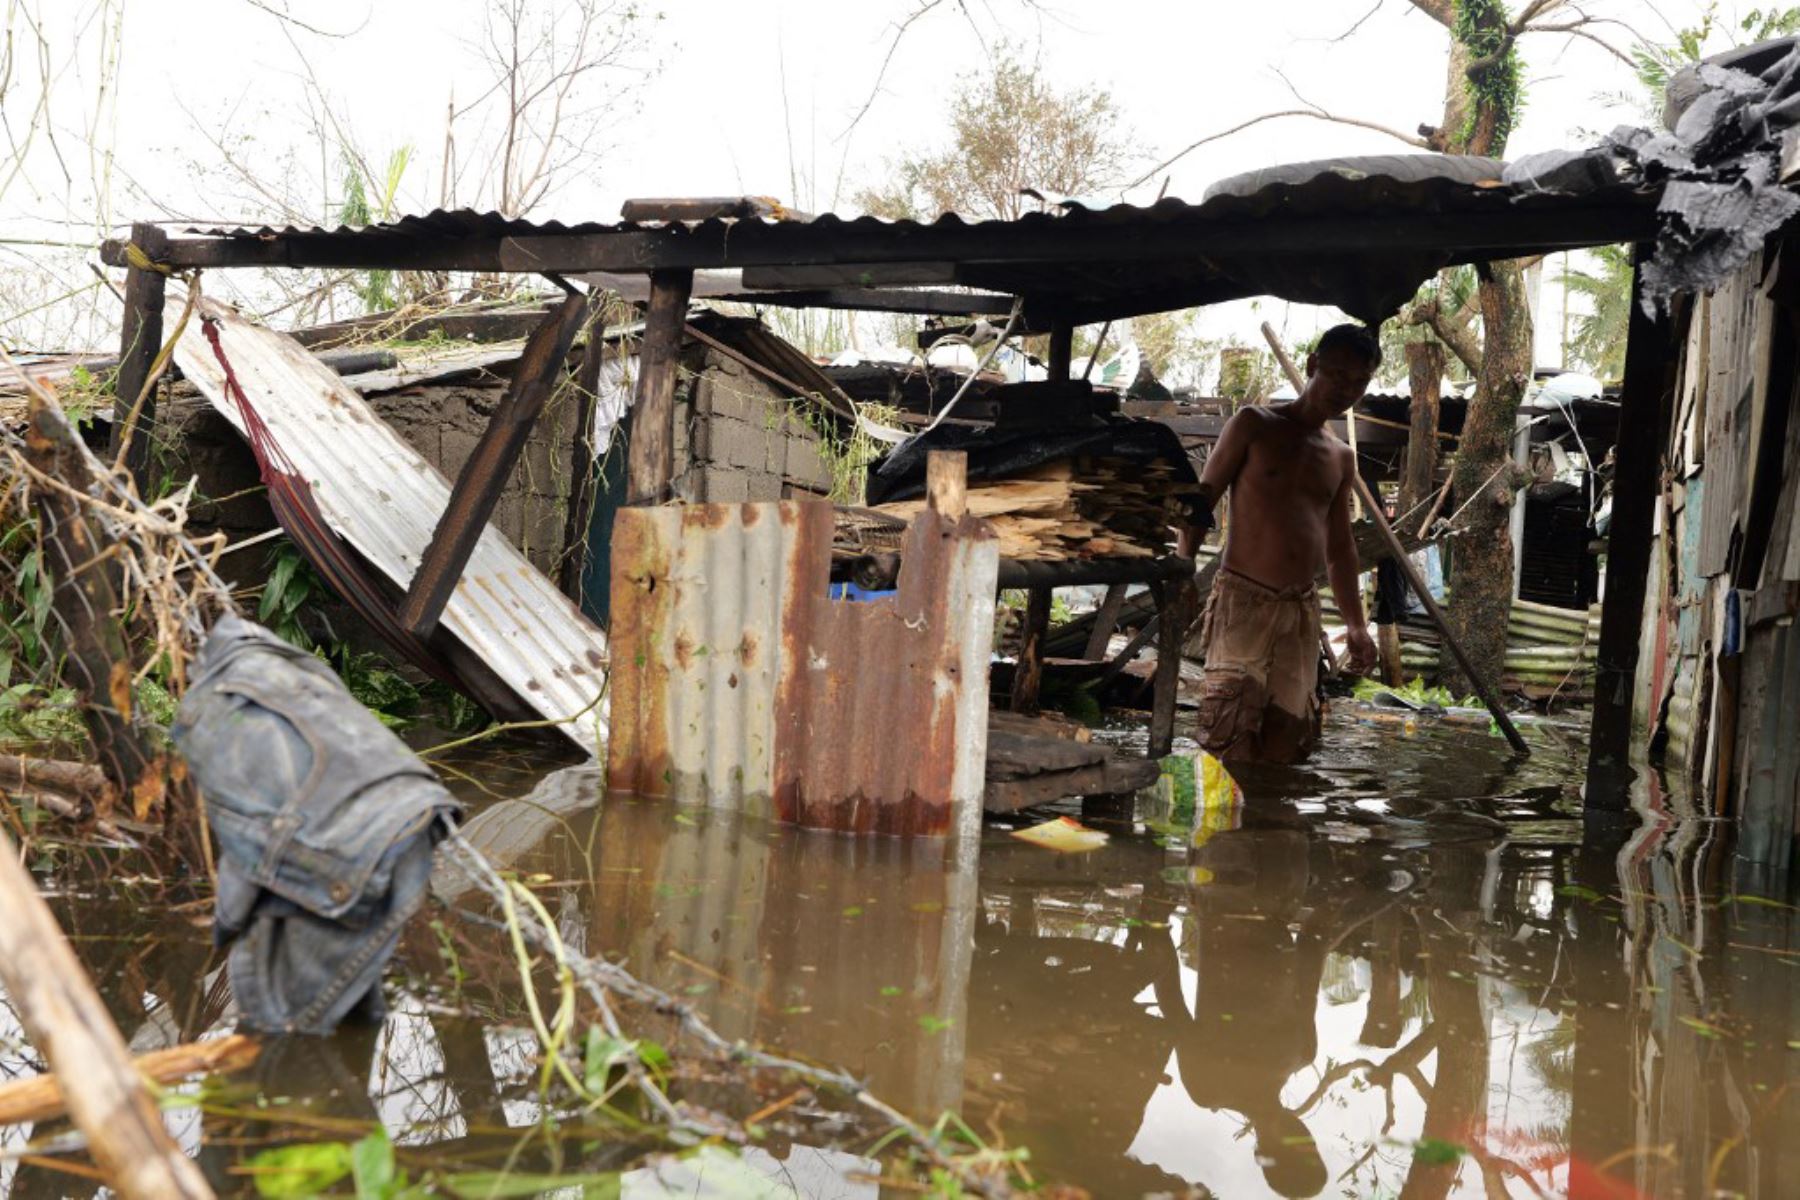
173, 295, 610, 756
607, 500, 997, 838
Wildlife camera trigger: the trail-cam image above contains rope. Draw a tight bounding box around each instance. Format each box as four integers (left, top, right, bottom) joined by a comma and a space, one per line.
122, 241, 174, 276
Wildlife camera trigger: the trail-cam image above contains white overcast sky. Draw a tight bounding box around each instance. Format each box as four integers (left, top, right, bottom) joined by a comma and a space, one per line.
0, 0, 1730, 360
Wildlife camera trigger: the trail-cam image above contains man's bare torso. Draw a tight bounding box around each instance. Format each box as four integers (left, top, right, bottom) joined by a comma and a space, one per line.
1219, 404, 1354, 592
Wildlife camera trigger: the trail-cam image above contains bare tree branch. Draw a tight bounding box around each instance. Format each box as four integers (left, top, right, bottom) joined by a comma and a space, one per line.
1129, 105, 1429, 191
1525, 20, 1638, 68
239, 0, 371, 39
1405, 0, 1456, 29
1409, 297, 1483, 375
1329, 0, 1387, 42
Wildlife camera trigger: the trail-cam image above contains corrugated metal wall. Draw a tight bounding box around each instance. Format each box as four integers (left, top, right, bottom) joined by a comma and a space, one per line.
607, 499, 998, 838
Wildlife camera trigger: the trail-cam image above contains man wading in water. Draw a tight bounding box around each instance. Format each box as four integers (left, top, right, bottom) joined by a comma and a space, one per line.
1178, 324, 1380, 764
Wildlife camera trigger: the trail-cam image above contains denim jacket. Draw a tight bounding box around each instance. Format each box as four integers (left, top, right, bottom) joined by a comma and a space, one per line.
173, 616, 460, 1034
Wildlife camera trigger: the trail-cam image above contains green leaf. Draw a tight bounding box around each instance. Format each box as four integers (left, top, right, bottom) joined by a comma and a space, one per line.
584, 1028, 636, 1091
1726, 894, 1797, 910
1557, 884, 1605, 902
918, 1014, 953, 1034
261, 552, 299, 623
351, 1128, 397, 1198
1678, 1015, 1727, 1039
250, 1140, 353, 1198
879, 985, 903, 997
1411, 1137, 1465, 1166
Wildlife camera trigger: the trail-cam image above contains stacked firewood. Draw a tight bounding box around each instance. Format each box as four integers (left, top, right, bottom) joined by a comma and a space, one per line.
871, 456, 1196, 559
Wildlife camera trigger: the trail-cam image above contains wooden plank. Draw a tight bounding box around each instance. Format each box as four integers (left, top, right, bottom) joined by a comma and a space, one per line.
1010, 587, 1053, 714
626, 269, 694, 504
0, 1035, 259, 1127
1589, 256, 1680, 802
926, 450, 968, 520
984, 728, 1105, 776
399, 292, 588, 639
110, 222, 169, 489
0, 827, 214, 1198
1084, 584, 1129, 659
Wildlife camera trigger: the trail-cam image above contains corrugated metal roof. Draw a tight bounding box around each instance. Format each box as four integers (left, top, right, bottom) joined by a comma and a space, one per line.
164, 164, 1663, 323
172, 293, 609, 756
607, 498, 996, 837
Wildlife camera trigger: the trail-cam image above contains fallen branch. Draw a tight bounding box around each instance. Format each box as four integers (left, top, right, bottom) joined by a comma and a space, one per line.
0, 1035, 259, 1127
0, 753, 112, 805
0, 828, 213, 1197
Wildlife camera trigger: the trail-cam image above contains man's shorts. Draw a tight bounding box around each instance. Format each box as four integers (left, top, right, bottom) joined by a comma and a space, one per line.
1193, 568, 1324, 764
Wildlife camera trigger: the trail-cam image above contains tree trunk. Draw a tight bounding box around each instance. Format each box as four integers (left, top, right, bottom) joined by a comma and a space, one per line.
1400, 341, 1446, 518
1440, 261, 1532, 697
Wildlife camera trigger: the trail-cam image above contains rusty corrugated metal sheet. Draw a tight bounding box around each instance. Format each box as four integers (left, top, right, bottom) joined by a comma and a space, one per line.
607, 499, 997, 837
173, 293, 610, 755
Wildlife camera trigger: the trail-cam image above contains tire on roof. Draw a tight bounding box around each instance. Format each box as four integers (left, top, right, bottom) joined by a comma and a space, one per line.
1202, 154, 1507, 201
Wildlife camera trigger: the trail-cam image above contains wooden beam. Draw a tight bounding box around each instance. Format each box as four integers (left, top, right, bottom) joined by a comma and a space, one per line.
110, 223, 169, 489
0, 827, 214, 1198
741, 261, 960, 289
926, 450, 968, 519
1084, 584, 1129, 660
1587, 254, 1677, 805
1048, 321, 1074, 382
1150, 580, 1197, 758
1011, 587, 1053, 715
399, 292, 588, 639
626, 269, 695, 504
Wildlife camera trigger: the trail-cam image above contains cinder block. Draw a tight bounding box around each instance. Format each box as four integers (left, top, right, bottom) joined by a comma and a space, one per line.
744, 471, 783, 502
493, 490, 525, 544
703, 467, 750, 503
714, 418, 775, 471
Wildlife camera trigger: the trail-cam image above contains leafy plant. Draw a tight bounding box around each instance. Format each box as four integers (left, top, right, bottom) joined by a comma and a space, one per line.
1352, 674, 1478, 710
1558, 244, 1633, 381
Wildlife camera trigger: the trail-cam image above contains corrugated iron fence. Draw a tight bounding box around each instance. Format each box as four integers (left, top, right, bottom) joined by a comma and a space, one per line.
607, 499, 997, 838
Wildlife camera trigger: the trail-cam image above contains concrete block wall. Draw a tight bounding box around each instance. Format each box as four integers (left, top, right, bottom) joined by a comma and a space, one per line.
675, 347, 837, 504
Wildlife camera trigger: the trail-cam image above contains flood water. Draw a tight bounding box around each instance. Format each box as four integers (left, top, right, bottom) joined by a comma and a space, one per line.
5, 709, 1800, 1198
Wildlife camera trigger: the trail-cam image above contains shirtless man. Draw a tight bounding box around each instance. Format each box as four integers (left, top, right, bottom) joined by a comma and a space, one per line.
1178, 324, 1380, 763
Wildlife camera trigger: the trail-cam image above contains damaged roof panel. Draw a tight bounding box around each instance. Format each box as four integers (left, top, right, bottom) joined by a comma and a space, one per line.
172, 294, 610, 755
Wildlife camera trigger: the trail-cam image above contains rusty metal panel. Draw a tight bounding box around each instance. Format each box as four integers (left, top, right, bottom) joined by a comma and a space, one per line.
608, 499, 998, 837
173, 293, 610, 755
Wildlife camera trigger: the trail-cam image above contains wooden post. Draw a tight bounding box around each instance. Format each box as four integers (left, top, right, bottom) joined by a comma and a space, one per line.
1262, 325, 1529, 754
111, 223, 170, 490
1084, 584, 1129, 660
23, 394, 176, 820
0, 829, 214, 1198
559, 314, 611, 602
399, 292, 588, 639
926, 449, 968, 519
1011, 587, 1052, 715
1587, 255, 1675, 806
1150, 579, 1196, 758
1047, 321, 1074, 382
626, 269, 695, 504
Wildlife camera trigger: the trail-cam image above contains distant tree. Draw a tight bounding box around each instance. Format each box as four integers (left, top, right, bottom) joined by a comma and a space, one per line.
855, 44, 1134, 221
1558, 244, 1632, 381
1131, 309, 1215, 389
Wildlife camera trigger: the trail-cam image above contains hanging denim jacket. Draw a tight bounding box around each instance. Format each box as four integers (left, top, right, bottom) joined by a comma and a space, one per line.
172, 616, 461, 1035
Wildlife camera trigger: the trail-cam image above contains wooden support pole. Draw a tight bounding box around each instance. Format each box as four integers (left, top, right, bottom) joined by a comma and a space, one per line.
0, 829, 214, 1198
1011, 587, 1053, 714
1262, 325, 1529, 755
1084, 584, 1129, 660
111, 223, 169, 490
626, 269, 695, 504
926, 449, 968, 519
1587, 256, 1675, 805
399, 292, 588, 639
1150, 579, 1196, 758
559, 315, 610, 602
1047, 321, 1074, 382
23, 395, 177, 819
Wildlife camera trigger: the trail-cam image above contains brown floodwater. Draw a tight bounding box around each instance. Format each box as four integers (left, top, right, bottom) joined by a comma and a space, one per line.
4, 708, 1799, 1198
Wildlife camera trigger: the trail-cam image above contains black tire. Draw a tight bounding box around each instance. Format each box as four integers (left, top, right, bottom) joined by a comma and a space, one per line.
1202, 153, 1505, 201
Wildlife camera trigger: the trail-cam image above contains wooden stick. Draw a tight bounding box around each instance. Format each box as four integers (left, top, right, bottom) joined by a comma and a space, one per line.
0, 1035, 259, 1127
0, 754, 111, 804
0, 830, 214, 1197
626, 269, 695, 504
1261, 326, 1529, 755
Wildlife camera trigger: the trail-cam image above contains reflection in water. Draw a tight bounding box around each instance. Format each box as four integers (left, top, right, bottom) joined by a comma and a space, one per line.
3, 718, 1798, 1197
